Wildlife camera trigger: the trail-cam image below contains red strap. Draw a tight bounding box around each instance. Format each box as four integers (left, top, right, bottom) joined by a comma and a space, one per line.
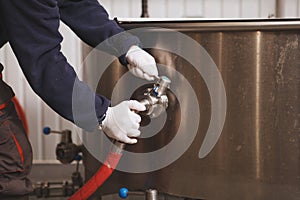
12, 97, 29, 134
0, 73, 2, 79
11, 131, 25, 165
0, 102, 8, 110
3, 121, 25, 172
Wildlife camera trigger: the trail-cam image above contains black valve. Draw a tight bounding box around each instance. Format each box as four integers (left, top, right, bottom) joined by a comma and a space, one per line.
43, 127, 81, 164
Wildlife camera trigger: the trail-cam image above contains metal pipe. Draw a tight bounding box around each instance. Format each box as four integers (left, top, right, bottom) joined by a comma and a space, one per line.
141, 0, 149, 18
276, 0, 285, 18
116, 18, 300, 31
145, 189, 158, 200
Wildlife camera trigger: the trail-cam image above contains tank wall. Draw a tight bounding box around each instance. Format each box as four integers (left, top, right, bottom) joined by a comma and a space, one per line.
83, 21, 300, 200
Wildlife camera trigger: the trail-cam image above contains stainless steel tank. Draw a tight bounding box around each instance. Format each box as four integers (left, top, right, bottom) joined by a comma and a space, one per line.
81, 19, 300, 200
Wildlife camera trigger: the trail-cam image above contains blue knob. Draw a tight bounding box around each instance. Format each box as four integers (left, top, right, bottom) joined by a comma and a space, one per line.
74, 154, 82, 161
119, 187, 128, 199
43, 127, 51, 135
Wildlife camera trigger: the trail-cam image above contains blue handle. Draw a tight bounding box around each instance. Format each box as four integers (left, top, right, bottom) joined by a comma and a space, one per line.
119, 187, 128, 199
74, 154, 82, 161
43, 127, 51, 135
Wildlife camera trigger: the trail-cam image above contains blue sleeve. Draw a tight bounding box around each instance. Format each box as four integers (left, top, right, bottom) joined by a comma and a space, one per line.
0, 0, 117, 131
58, 0, 140, 65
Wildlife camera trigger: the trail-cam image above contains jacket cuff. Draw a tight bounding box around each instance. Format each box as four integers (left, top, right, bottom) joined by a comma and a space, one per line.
115, 32, 141, 66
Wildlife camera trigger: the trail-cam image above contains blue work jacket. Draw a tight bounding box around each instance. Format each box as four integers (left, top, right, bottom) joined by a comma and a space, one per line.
0, 0, 140, 131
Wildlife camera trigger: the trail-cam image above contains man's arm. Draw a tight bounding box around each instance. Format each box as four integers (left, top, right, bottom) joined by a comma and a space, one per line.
0, 0, 109, 130
58, 0, 140, 65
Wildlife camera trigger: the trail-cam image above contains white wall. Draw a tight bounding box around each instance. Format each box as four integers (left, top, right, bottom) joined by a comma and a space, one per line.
0, 0, 299, 161
279, 0, 300, 17
100, 0, 277, 18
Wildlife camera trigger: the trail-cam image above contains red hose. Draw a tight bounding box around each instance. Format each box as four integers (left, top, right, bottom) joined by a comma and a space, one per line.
68, 152, 122, 200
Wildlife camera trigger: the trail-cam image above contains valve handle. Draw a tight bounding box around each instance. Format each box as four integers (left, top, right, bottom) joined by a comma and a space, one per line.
74, 154, 82, 161
43, 126, 64, 135
119, 188, 129, 199
43, 126, 51, 135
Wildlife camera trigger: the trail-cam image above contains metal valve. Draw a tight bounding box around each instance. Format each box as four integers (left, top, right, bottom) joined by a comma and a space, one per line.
43, 127, 81, 164
136, 76, 171, 118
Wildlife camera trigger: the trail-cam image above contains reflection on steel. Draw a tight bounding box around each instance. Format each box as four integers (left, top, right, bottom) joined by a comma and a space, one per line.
83, 19, 300, 200
255, 31, 262, 180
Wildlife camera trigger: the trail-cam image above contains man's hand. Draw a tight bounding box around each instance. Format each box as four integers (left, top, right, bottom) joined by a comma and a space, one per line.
126, 45, 158, 81
101, 100, 146, 144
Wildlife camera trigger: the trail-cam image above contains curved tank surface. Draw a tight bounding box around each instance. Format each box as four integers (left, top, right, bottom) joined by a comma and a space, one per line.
81, 19, 300, 200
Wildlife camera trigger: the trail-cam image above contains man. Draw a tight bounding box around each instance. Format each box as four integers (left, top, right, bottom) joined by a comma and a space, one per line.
0, 0, 158, 199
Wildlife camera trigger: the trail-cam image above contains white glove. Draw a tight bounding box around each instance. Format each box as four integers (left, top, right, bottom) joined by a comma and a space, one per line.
126, 45, 158, 81
101, 100, 146, 144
